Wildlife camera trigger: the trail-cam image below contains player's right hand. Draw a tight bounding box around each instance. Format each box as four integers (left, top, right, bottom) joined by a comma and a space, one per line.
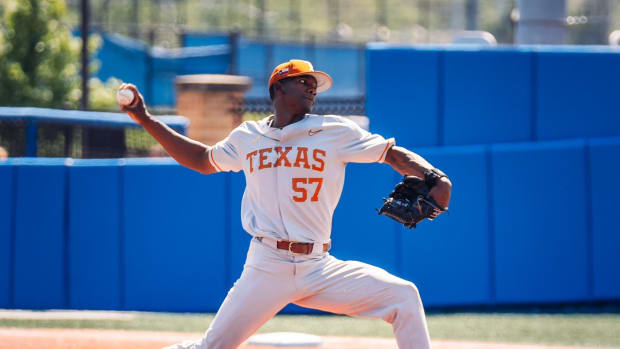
118, 83, 149, 125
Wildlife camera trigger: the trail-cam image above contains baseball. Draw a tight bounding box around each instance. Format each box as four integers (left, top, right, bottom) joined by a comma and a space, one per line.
116, 88, 136, 106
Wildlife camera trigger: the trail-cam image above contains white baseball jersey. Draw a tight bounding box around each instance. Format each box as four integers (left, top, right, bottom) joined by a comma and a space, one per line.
208, 114, 395, 244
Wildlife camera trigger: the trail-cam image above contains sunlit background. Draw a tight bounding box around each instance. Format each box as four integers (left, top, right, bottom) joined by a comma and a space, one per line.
62, 0, 620, 46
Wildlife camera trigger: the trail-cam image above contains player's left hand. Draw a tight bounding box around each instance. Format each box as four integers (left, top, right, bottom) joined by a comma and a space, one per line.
428, 177, 451, 210
377, 175, 448, 229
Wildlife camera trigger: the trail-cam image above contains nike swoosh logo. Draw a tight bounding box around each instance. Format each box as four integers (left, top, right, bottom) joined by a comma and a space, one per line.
308, 129, 323, 136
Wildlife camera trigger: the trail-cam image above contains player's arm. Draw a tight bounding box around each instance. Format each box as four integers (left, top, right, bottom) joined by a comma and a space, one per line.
384, 145, 452, 210
119, 84, 217, 175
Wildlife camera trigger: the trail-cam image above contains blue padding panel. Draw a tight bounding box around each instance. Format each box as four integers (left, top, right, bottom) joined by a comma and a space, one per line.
444, 49, 533, 145
331, 163, 399, 272
366, 46, 440, 147
177, 54, 230, 75
14, 164, 66, 309
239, 41, 268, 98
537, 50, 620, 140
151, 53, 230, 106
97, 33, 229, 106
492, 140, 588, 303
97, 34, 149, 97
0, 165, 13, 307
315, 46, 363, 97
273, 43, 308, 65
123, 162, 228, 312
183, 33, 230, 47
68, 164, 121, 309
589, 137, 620, 299
150, 72, 177, 107
400, 146, 491, 306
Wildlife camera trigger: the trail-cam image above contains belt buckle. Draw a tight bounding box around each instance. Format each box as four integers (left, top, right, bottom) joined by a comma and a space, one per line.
288, 242, 305, 255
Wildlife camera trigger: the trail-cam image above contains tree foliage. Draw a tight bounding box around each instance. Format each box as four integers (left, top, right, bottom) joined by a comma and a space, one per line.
0, 0, 118, 109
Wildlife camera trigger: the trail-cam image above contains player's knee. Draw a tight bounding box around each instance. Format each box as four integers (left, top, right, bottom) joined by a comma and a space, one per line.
394, 281, 421, 304
383, 282, 422, 325
398, 283, 423, 319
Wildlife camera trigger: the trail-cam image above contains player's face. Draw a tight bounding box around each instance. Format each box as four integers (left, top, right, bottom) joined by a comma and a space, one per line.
280, 75, 318, 115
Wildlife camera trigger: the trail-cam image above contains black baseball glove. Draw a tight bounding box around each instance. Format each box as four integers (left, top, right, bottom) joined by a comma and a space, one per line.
378, 170, 447, 229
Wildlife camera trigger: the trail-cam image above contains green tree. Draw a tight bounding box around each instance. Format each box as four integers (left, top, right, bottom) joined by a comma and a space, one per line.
0, 0, 118, 109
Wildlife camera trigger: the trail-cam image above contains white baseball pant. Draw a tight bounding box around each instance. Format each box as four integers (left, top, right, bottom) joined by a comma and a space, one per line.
164, 237, 431, 349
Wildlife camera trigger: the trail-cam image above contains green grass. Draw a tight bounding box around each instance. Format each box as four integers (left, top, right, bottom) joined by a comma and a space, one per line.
1, 312, 619, 348
428, 314, 620, 347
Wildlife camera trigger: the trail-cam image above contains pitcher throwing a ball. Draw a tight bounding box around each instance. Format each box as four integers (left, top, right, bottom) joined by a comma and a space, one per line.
120, 59, 451, 349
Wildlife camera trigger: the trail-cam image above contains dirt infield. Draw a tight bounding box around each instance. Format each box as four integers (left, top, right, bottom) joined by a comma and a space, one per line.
0, 328, 605, 349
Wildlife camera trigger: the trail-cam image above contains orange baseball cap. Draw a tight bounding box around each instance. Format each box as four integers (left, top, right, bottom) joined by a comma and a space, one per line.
268, 59, 333, 93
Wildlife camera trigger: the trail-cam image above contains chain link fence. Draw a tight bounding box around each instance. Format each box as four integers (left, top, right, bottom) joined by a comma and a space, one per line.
245, 96, 364, 114
0, 119, 158, 158
0, 119, 26, 158
243, 96, 365, 122
64, 0, 620, 46
0, 108, 187, 159
0, 98, 365, 159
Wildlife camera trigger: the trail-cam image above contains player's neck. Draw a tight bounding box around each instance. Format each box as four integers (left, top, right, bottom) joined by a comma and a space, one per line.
271, 110, 306, 129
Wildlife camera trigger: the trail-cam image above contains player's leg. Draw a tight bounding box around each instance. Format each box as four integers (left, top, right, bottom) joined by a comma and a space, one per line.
294, 256, 431, 349
164, 240, 296, 349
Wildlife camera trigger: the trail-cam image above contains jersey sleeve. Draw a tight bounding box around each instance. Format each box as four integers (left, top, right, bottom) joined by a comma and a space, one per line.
208, 126, 245, 173
339, 119, 395, 164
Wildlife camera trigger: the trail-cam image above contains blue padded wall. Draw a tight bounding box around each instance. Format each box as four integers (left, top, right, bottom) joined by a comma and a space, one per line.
315, 46, 364, 97
151, 52, 230, 106
366, 45, 620, 148
492, 140, 588, 303
273, 43, 308, 65
97, 34, 149, 97
122, 160, 228, 312
97, 33, 229, 106
443, 48, 533, 145
239, 40, 269, 98
6, 134, 620, 312
589, 137, 620, 300
331, 163, 398, 271
400, 146, 492, 306
366, 45, 441, 147
536, 49, 620, 140
68, 161, 121, 309
183, 33, 230, 47
13, 162, 67, 309
177, 54, 230, 76
0, 164, 13, 307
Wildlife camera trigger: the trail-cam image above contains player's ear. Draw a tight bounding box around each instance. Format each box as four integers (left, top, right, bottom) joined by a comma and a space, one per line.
274, 81, 286, 95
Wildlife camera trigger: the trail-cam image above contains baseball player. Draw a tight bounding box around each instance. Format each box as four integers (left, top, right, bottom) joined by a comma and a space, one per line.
119, 59, 451, 349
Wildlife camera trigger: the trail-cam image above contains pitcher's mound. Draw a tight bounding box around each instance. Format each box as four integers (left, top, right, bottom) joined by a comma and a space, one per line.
248, 332, 323, 347
0, 327, 604, 349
